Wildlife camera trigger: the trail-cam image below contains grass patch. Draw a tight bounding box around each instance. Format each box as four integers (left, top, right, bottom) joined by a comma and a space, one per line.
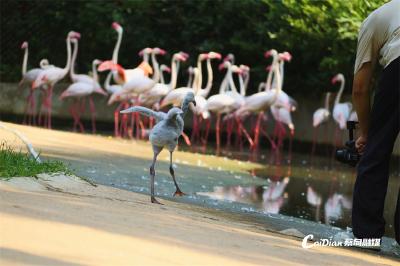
0, 142, 73, 179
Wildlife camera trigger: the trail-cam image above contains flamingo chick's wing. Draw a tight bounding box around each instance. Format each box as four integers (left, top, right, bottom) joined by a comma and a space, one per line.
120, 106, 166, 123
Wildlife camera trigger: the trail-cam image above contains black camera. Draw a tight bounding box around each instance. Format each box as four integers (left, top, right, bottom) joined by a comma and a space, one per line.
335, 121, 361, 167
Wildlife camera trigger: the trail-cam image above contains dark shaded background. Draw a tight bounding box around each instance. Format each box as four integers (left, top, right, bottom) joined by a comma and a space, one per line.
0, 0, 384, 96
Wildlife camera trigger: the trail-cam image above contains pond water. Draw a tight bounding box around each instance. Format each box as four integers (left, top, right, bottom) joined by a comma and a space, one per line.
64, 136, 399, 239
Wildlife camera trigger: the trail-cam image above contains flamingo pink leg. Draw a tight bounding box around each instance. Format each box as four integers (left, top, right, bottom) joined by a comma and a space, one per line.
190, 115, 199, 143
113, 103, 123, 137
216, 113, 221, 152
310, 127, 319, 166
201, 118, 211, 148
235, 117, 254, 148
89, 96, 96, 134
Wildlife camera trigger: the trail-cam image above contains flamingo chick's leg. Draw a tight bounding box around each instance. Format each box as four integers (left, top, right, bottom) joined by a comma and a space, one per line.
181, 132, 192, 146
150, 146, 163, 204
169, 151, 186, 197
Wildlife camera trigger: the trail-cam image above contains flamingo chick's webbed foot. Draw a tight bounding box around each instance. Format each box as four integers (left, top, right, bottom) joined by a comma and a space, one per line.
169, 165, 186, 197
151, 196, 163, 205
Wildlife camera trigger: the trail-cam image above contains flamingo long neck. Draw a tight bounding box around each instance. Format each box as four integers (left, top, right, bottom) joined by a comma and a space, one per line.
227, 66, 239, 94
151, 53, 160, 83
201, 58, 214, 97
63, 36, 73, 76
181, 96, 194, 119
271, 58, 282, 103
238, 73, 245, 96
104, 72, 112, 91
219, 73, 229, 94
143, 53, 150, 63
335, 78, 345, 105
169, 57, 179, 90
243, 72, 250, 93
265, 66, 274, 91
324, 93, 331, 110
70, 41, 78, 79
92, 61, 99, 82
160, 69, 165, 84
187, 71, 193, 87
280, 61, 285, 88
196, 56, 203, 92
192, 68, 201, 95
112, 29, 123, 64
22, 47, 28, 76
258, 82, 265, 92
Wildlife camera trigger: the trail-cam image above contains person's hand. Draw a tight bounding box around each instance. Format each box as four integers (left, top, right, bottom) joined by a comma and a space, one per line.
355, 135, 367, 154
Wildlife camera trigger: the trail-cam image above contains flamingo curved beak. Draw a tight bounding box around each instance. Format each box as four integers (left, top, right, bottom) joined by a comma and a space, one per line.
98, 60, 118, 72
157, 48, 167, 55
331, 76, 337, 84
212, 52, 222, 60
21, 42, 28, 49
264, 51, 272, 58
164, 66, 171, 73
112, 22, 121, 30
179, 52, 189, 60
218, 63, 226, 71
283, 52, 292, 62
72, 32, 81, 39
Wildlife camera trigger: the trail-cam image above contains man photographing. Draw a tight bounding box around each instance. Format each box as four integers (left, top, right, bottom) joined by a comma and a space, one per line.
352, 0, 400, 245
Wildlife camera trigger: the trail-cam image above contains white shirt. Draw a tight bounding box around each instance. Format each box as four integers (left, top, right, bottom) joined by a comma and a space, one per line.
354, 0, 400, 74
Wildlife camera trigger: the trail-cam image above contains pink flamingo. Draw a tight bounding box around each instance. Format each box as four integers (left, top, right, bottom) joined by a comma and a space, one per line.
139, 52, 187, 108
69, 38, 99, 84
234, 49, 282, 152
60, 59, 107, 133
32, 31, 81, 129
19, 41, 50, 125
99, 45, 154, 137
332, 73, 352, 146
190, 52, 221, 145
311, 92, 331, 160
206, 61, 253, 152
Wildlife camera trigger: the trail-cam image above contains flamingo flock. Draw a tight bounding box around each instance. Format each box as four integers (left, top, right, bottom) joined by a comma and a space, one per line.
18, 22, 357, 158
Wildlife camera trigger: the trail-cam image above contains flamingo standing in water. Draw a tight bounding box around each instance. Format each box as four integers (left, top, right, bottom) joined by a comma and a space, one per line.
32, 31, 80, 129
269, 52, 296, 152
311, 92, 331, 159
190, 51, 221, 145
234, 49, 282, 152
19, 41, 51, 125
98, 44, 154, 137
206, 60, 253, 152
69, 38, 99, 84
331, 73, 352, 146
60, 59, 107, 133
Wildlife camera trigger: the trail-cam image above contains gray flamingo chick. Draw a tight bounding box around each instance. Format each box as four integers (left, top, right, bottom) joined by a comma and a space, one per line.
120, 92, 196, 204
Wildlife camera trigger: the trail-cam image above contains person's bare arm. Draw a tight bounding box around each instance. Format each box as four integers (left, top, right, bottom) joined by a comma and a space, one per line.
352, 62, 373, 152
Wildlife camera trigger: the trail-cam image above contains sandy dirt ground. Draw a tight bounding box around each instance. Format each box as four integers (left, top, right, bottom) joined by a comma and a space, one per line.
0, 174, 399, 266
0, 122, 399, 265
